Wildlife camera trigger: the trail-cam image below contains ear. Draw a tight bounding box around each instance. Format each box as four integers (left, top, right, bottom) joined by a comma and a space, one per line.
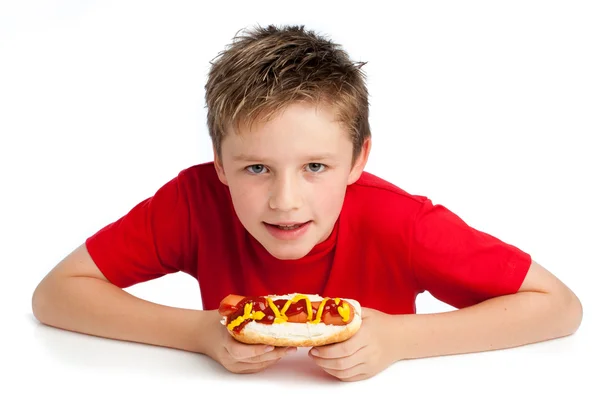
347, 137, 371, 185
213, 147, 229, 186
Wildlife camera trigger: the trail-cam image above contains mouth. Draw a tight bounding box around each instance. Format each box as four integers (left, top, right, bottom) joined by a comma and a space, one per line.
263, 221, 312, 241
264, 221, 311, 230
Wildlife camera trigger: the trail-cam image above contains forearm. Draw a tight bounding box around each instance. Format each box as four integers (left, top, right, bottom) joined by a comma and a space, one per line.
32, 276, 216, 354
389, 290, 582, 361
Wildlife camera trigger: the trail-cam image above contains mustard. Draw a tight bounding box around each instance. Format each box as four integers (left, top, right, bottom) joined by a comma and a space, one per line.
337, 302, 350, 322
281, 294, 314, 321
227, 302, 265, 330
311, 297, 330, 324
267, 297, 288, 324
230, 294, 350, 329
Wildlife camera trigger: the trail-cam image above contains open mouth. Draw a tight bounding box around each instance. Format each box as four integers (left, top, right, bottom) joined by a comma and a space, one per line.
263, 221, 312, 239
265, 222, 309, 230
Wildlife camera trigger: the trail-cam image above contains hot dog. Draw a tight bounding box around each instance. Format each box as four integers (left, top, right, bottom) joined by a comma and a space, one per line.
218, 293, 362, 347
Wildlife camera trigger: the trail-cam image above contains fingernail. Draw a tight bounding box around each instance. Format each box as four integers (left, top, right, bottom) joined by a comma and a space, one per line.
264, 346, 274, 352
311, 349, 319, 356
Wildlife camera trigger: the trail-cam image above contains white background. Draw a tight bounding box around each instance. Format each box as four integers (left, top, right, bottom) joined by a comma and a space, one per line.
1, 0, 599, 400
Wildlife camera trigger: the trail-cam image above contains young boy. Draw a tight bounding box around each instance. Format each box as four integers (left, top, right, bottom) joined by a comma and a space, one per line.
31, 24, 582, 382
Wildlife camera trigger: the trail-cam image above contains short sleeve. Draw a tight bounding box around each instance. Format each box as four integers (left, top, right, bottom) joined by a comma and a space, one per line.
85, 174, 191, 288
409, 198, 532, 309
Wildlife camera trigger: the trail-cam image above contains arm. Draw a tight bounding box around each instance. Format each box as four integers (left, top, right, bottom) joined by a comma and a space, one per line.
308, 260, 582, 382
387, 259, 583, 360
33, 244, 297, 373
32, 243, 216, 355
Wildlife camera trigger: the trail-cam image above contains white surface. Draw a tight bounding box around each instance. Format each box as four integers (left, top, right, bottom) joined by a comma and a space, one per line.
1, 1, 599, 400
9, 313, 598, 400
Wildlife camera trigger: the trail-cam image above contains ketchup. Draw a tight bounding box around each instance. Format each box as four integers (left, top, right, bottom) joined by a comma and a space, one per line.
227, 296, 343, 333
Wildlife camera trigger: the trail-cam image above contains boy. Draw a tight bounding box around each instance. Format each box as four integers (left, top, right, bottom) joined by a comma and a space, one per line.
31, 24, 582, 382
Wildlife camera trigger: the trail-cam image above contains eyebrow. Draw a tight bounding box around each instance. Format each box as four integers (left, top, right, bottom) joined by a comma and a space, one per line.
232, 153, 336, 162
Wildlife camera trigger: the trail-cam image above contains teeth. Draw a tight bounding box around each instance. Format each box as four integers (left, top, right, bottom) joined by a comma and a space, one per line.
278, 224, 301, 230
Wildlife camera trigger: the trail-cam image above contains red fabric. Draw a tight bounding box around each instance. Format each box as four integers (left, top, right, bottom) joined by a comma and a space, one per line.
85, 162, 532, 314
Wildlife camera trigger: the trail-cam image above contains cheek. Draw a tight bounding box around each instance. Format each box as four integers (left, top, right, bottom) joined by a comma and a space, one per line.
311, 180, 347, 214
229, 179, 266, 214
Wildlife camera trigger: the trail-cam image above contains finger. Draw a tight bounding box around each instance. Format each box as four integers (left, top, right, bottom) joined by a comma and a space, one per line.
309, 346, 366, 370
336, 373, 371, 382
240, 346, 296, 363
311, 340, 365, 359
234, 358, 282, 374
322, 363, 366, 380
226, 342, 275, 361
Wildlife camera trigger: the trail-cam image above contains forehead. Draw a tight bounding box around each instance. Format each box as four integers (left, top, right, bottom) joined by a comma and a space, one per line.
223, 102, 353, 160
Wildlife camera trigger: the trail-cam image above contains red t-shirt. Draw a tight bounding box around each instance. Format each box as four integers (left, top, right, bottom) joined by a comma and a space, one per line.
85, 162, 531, 314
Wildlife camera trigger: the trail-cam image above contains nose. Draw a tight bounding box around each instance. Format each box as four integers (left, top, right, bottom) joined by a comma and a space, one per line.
268, 173, 303, 211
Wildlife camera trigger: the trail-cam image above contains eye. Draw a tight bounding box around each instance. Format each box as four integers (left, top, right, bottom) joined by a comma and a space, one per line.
306, 163, 325, 173
246, 164, 268, 174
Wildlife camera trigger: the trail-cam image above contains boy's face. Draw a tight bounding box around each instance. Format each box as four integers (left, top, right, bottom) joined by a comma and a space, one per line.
214, 101, 370, 260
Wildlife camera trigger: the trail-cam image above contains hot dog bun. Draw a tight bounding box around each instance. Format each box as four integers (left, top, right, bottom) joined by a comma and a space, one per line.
219, 293, 362, 347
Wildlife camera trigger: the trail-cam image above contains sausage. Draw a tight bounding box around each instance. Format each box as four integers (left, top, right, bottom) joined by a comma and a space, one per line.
218, 294, 355, 326
218, 294, 245, 316
285, 301, 355, 325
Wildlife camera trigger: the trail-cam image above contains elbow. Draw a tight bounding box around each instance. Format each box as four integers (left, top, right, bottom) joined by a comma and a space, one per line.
31, 279, 53, 325
31, 282, 45, 323
556, 287, 583, 337
566, 291, 583, 335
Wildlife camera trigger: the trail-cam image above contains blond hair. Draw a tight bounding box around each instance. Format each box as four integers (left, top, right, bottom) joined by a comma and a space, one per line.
204, 24, 370, 164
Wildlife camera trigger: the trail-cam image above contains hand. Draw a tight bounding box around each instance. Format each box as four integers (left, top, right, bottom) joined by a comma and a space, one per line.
308, 307, 397, 382
202, 310, 297, 374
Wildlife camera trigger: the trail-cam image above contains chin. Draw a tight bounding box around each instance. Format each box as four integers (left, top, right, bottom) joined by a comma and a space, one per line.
262, 241, 312, 260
